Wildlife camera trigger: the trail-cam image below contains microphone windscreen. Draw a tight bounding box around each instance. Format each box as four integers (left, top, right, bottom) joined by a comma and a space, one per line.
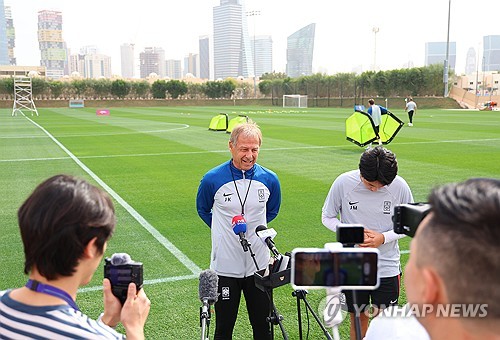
232, 215, 247, 234
255, 225, 267, 233
110, 253, 132, 265
199, 269, 219, 304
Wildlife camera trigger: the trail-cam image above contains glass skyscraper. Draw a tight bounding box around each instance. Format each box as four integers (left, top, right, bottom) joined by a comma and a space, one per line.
286, 23, 315, 78
213, 0, 253, 80
0, 0, 10, 65
424, 42, 456, 69
483, 35, 500, 72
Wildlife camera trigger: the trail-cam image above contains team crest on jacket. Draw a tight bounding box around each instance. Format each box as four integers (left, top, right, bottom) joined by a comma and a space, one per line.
383, 201, 391, 214
258, 189, 265, 202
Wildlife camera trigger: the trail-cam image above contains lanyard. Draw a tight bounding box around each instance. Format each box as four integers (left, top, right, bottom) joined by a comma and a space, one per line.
25, 279, 80, 311
230, 163, 253, 216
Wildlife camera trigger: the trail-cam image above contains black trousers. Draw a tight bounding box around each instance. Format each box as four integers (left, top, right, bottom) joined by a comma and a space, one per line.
408, 110, 414, 123
214, 275, 271, 340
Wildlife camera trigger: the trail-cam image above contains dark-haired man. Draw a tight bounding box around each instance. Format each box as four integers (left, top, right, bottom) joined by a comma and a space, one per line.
405, 178, 500, 339
321, 146, 413, 339
0, 174, 150, 340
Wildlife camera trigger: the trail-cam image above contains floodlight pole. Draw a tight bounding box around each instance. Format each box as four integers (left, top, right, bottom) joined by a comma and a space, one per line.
443, 0, 451, 97
372, 27, 379, 71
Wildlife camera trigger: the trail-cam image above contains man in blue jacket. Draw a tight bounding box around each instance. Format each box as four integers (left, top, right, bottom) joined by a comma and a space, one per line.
197, 120, 281, 340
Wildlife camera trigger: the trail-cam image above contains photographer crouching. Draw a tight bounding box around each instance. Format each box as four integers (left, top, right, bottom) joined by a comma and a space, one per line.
0, 174, 150, 339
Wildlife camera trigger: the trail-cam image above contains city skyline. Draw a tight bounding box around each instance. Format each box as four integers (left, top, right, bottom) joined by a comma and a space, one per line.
6, 0, 500, 77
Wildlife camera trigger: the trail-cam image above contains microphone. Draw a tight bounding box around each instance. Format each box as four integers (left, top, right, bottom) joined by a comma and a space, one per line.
232, 215, 249, 252
110, 253, 132, 265
199, 269, 218, 337
199, 269, 219, 305
255, 225, 281, 259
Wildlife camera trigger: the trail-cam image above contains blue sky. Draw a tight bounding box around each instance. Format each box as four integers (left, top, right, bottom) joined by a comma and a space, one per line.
8, 0, 500, 76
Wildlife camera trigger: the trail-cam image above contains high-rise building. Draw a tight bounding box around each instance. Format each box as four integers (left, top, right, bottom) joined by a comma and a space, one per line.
483, 35, 500, 72
0, 0, 10, 65
286, 23, 315, 78
213, 0, 253, 79
38, 10, 67, 79
184, 53, 199, 77
199, 36, 210, 80
139, 47, 165, 78
121, 43, 135, 78
424, 41, 456, 69
5, 6, 15, 65
69, 46, 111, 79
465, 47, 476, 75
251, 35, 272, 77
166, 59, 182, 79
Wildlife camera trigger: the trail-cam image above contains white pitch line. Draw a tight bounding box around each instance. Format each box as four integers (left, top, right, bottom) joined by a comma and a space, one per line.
23, 115, 202, 275
2, 137, 500, 164
78, 274, 198, 293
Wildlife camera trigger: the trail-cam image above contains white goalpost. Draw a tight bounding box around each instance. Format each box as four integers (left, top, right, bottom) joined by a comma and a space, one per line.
283, 94, 308, 108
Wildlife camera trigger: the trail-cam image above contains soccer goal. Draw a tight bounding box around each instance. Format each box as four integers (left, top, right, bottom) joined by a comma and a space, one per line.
283, 94, 308, 108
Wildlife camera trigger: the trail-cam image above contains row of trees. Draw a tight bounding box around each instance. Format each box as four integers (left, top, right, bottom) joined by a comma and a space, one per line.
0, 64, 452, 101
259, 63, 452, 101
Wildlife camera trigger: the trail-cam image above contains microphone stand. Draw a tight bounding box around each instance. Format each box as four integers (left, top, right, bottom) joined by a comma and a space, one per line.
199, 299, 211, 340
293, 290, 333, 340
245, 241, 259, 271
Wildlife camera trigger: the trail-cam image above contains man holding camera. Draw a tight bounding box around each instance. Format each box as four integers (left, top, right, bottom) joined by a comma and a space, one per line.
321, 146, 414, 339
404, 178, 500, 339
197, 121, 281, 339
0, 175, 150, 339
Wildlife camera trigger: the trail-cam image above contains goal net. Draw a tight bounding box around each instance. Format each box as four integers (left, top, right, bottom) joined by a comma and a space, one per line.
283, 94, 308, 108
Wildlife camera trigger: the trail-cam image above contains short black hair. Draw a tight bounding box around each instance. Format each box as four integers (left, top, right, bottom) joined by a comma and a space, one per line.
359, 146, 398, 185
18, 174, 116, 280
419, 178, 500, 320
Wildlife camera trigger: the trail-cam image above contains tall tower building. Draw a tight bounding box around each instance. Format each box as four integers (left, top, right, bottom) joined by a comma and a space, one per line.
465, 47, 476, 75
199, 36, 210, 80
38, 10, 67, 79
5, 6, 15, 65
286, 23, 315, 78
184, 53, 199, 77
213, 0, 253, 79
139, 47, 165, 78
0, 0, 9, 65
483, 35, 500, 72
121, 43, 135, 78
69, 46, 111, 79
424, 41, 456, 69
251, 35, 272, 77
166, 59, 182, 79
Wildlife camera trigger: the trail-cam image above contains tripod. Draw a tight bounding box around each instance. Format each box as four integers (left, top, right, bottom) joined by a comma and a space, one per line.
254, 259, 291, 340
293, 290, 333, 340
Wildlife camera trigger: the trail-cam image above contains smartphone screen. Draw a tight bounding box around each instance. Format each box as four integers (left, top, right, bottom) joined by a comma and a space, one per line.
291, 248, 379, 290
337, 224, 365, 245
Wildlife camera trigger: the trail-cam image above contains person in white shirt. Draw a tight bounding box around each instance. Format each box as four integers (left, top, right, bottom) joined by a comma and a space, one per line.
405, 97, 417, 126
322, 146, 414, 339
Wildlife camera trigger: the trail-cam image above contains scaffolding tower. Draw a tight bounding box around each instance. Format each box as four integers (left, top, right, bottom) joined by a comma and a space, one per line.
12, 76, 39, 116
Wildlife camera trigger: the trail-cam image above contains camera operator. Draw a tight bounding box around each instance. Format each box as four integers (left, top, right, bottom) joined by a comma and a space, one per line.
403, 178, 500, 339
0, 175, 150, 339
321, 147, 414, 339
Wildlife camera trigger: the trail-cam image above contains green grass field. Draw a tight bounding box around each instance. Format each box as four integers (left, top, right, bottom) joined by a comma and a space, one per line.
1, 105, 499, 339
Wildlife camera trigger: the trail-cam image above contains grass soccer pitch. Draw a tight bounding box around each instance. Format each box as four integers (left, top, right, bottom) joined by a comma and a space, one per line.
1, 106, 499, 339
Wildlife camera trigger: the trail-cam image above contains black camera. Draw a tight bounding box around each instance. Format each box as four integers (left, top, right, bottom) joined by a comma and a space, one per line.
104, 254, 143, 304
393, 203, 432, 237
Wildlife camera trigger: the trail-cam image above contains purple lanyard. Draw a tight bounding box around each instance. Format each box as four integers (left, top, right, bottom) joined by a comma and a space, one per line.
25, 279, 80, 311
